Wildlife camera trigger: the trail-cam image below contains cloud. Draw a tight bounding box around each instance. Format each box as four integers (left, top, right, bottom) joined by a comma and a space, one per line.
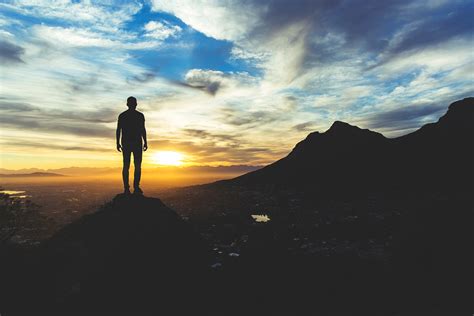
0, 99, 119, 123
219, 107, 283, 127
152, 0, 472, 87
183, 69, 224, 95
383, 4, 472, 56
150, 0, 262, 41
314, 86, 374, 109
31, 25, 160, 50
0, 98, 120, 140
33, 25, 116, 48
4, 0, 142, 33
53, 108, 119, 124
292, 121, 317, 132
0, 140, 108, 152
127, 72, 156, 84
173, 69, 258, 96
182, 128, 240, 147
0, 40, 24, 64
0, 114, 113, 138
144, 21, 182, 40
145, 124, 293, 165
365, 102, 447, 131
372, 37, 473, 77
0, 100, 35, 111
230, 45, 269, 63
147, 137, 280, 165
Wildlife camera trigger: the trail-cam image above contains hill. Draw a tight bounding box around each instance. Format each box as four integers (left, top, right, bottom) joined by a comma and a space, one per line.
2, 194, 211, 312
0, 172, 65, 177
0, 165, 262, 177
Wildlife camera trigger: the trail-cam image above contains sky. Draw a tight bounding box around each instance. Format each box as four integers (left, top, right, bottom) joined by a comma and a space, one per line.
0, 0, 473, 169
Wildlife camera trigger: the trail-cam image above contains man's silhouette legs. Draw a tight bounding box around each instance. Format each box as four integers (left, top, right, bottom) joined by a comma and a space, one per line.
122, 144, 142, 194
122, 148, 132, 193
133, 148, 142, 191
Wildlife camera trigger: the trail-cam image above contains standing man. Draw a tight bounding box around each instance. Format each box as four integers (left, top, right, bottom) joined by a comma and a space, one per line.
116, 96, 148, 194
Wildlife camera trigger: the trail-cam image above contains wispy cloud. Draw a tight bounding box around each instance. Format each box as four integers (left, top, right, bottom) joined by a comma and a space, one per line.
144, 21, 182, 40
0, 40, 24, 64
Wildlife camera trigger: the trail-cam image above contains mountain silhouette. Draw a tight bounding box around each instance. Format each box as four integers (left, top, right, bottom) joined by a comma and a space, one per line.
208, 97, 473, 312
391, 98, 474, 186
5, 194, 210, 312
227, 97, 473, 193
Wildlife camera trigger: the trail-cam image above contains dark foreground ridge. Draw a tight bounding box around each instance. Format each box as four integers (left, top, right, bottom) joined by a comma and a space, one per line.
3, 191, 471, 314
2, 194, 210, 312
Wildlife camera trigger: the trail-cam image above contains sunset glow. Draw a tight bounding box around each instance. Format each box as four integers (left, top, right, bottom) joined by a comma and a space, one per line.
152, 151, 184, 166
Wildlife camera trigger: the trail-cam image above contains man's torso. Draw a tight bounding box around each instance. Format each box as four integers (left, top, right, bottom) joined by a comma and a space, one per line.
119, 110, 144, 147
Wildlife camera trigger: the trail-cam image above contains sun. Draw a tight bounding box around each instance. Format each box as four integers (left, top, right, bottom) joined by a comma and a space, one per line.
152, 151, 184, 166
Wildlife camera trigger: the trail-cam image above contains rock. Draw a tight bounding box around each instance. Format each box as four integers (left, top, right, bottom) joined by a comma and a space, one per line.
24, 194, 211, 311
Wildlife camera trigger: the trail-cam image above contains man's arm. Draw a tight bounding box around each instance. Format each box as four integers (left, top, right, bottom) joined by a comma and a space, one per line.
116, 117, 122, 152
142, 114, 148, 151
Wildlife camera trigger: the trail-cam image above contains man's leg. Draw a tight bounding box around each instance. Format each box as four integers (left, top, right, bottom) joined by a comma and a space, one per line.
133, 146, 143, 190
122, 148, 132, 192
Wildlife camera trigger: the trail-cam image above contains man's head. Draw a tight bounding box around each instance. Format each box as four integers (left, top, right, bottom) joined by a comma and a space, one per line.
127, 96, 137, 109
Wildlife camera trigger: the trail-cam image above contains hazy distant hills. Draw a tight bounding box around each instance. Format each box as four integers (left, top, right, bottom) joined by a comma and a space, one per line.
0, 167, 108, 176
0, 165, 262, 177
227, 97, 474, 192
0, 172, 65, 178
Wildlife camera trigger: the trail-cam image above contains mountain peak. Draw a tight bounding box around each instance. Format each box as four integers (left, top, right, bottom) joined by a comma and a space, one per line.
443, 97, 474, 121
328, 120, 355, 131
325, 120, 384, 140
447, 97, 473, 112
429, 97, 474, 129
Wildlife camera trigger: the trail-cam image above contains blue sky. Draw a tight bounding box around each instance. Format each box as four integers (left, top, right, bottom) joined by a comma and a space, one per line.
0, 0, 473, 169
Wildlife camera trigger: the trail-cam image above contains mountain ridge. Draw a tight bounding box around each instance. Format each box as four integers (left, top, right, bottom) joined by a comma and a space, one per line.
222, 97, 473, 190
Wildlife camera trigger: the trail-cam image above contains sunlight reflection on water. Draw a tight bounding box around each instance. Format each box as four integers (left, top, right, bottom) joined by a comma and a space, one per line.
0, 190, 28, 198
251, 214, 270, 223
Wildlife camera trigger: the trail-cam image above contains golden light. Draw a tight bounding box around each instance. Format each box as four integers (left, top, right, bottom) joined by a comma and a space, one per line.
152, 151, 184, 166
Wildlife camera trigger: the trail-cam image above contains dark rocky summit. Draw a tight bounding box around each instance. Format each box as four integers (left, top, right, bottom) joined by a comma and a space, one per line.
3, 194, 210, 312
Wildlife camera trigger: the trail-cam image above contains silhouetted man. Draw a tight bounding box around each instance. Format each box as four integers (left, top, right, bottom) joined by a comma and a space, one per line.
116, 96, 148, 194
